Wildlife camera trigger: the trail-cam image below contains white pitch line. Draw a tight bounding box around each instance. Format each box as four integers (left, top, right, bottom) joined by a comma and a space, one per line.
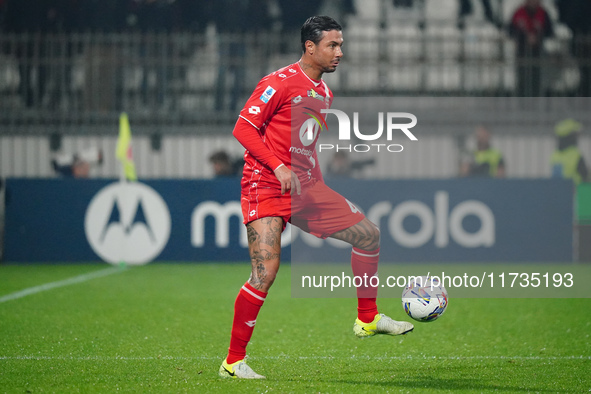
0, 266, 126, 304
0, 355, 589, 361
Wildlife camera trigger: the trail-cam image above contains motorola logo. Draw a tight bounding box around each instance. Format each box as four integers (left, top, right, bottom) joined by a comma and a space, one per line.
85, 182, 171, 265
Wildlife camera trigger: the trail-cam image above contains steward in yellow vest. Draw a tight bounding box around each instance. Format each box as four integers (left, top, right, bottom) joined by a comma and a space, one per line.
461, 126, 506, 178
550, 119, 588, 185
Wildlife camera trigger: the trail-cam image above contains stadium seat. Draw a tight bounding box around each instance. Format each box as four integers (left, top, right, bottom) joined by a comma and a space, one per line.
387, 66, 422, 92
502, 35, 516, 59
352, 0, 381, 20
425, 62, 461, 91
121, 66, 143, 92
425, 24, 461, 62
0, 55, 19, 92
186, 46, 218, 91
501, 0, 524, 23
344, 64, 380, 91
322, 71, 342, 91
553, 23, 573, 40
502, 63, 516, 91
463, 64, 505, 92
387, 24, 423, 63
463, 24, 502, 61
265, 54, 296, 77
424, 0, 459, 23
346, 23, 380, 62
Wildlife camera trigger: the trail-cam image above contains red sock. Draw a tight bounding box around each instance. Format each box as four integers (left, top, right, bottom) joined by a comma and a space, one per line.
226, 282, 267, 364
351, 247, 379, 323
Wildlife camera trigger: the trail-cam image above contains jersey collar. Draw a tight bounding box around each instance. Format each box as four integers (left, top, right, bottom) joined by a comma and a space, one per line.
296, 61, 322, 87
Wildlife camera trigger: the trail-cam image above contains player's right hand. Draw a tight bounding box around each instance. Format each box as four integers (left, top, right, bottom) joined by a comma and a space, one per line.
274, 164, 301, 195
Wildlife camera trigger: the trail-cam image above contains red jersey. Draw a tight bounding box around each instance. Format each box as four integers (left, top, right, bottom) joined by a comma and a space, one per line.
234, 62, 333, 195
511, 5, 550, 36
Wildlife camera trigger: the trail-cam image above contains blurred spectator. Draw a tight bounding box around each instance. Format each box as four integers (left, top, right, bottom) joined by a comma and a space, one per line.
209, 150, 242, 178
52, 147, 103, 178
460, 126, 506, 178
327, 151, 352, 178
550, 119, 588, 185
509, 0, 554, 97
556, 0, 591, 97
326, 151, 376, 179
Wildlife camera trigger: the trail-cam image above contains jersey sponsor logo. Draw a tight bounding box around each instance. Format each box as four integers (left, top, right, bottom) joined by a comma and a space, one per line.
289, 146, 314, 156
248, 105, 261, 114
260, 85, 276, 103
307, 89, 325, 102
85, 182, 171, 265
278, 73, 287, 78
292, 95, 303, 104
288, 68, 296, 73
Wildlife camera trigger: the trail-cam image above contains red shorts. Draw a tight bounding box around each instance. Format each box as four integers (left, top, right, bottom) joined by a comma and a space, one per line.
241, 179, 365, 238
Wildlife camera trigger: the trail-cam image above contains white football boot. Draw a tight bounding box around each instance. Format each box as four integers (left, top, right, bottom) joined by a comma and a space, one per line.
353, 313, 414, 338
218, 357, 266, 379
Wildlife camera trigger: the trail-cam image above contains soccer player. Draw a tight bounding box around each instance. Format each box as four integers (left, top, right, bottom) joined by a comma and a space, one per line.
219, 16, 414, 380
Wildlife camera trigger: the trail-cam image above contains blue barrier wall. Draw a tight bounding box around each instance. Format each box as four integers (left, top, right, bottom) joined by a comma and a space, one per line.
293, 179, 574, 263
3, 178, 573, 263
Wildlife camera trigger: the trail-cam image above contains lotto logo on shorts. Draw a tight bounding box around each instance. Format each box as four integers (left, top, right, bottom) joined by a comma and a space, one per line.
259, 86, 276, 103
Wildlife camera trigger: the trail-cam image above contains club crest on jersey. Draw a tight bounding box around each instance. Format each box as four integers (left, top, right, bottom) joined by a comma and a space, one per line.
307, 89, 325, 102
260, 86, 276, 103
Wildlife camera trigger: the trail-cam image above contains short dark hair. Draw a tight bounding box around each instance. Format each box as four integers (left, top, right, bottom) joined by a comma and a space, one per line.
301, 16, 342, 52
209, 150, 230, 164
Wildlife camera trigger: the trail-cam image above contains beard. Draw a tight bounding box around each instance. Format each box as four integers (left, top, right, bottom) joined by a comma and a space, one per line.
322, 65, 337, 73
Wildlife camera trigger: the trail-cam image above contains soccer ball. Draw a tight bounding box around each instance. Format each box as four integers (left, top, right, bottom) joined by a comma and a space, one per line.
401, 276, 448, 322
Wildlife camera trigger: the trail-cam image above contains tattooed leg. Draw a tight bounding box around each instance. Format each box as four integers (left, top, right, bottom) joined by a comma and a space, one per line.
329, 218, 380, 251
246, 217, 284, 292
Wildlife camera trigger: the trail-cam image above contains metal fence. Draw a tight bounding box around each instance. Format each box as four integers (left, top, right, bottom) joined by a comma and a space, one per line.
0, 29, 589, 134
0, 30, 589, 179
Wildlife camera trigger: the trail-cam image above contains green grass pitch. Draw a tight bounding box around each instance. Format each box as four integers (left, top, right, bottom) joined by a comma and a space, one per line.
0, 263, 590, 393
